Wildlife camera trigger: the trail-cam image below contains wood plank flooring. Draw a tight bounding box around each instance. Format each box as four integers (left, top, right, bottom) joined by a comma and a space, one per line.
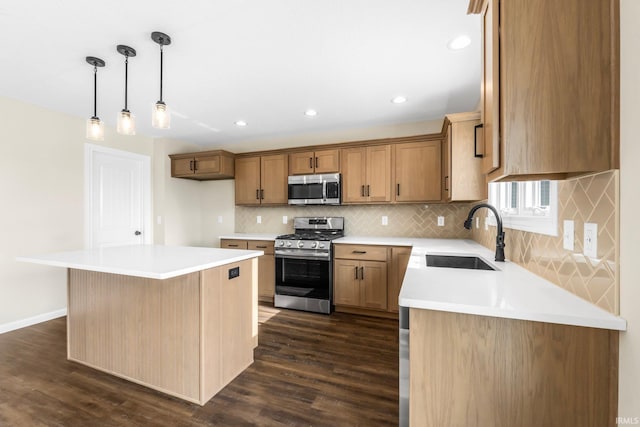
0, 304, 399, 426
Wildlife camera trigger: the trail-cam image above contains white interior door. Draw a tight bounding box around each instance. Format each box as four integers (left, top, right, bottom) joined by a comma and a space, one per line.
85, 144, 151, 248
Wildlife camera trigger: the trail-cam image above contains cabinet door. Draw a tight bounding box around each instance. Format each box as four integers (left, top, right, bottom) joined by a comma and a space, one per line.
388, 247, 411, 313
172, 158, 195, 177
481, 0, 500, 174
395, 141, 441, 202
334, 259, 362, 307
341, 148, 367, 203
314, 149, 340, 173
220, 239, 249, 249
260, 154, 288, 204
194, 155, 220, 175
235, 157, 261, 205
289, 151, 315, 175
366, 145, 392, 203
360, 260, 388, 310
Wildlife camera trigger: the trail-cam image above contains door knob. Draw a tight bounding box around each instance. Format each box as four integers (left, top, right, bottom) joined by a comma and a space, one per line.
134, 230, 142, 236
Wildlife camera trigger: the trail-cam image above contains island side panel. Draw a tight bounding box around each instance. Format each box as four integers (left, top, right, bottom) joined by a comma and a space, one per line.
409, 309, 618, 427
201, 258, 254, 403
67, 269, 201, 403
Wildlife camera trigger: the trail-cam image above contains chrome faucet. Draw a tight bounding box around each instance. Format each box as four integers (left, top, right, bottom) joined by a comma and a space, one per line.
464, 203, 505, 262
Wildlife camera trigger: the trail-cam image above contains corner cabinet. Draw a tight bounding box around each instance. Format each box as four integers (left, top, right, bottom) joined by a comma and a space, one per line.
341, 145, 392, 204
470, 0, 619, 181
442, 112, 486, 202
235, 154, 288, 205
169, 150, 235, 180
394, 140, 442, 203
289, 149, 340, 175
220, 239, 275, 302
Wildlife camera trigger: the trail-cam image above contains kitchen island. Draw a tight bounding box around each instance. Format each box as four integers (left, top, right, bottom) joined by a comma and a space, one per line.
18, 245, 263, 405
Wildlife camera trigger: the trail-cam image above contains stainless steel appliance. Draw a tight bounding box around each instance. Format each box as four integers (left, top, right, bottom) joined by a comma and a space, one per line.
399, 305, 409, 426
274, 217, 344, 314
288, 173, 341, 205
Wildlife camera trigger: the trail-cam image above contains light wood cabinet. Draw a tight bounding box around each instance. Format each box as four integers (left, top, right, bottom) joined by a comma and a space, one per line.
169, 150, 235, 180
220, 239, 275, 302
470, 0, 619, 181
234, 154, 288, 205
388, 246, 411, 313
334, 244, 389, 312
442, 112, 487, 202
289, 149, 340, 175
341, 145, 392, 204
394, 141, 441, 203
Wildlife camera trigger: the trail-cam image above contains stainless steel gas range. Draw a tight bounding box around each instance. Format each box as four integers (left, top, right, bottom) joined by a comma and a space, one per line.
274, 217, 344, 314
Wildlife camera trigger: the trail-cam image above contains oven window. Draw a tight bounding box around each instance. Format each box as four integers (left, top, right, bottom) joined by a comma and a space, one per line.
276, 257, 330, 299
289, 183, 323, 200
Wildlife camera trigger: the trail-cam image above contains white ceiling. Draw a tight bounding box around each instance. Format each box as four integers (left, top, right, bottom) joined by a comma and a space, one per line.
0, 0, 480, 150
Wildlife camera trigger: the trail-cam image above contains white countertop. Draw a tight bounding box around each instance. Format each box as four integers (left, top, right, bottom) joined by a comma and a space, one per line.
17, 245, 263, 280
340, 236, 626, 331
219, 233, 279, 241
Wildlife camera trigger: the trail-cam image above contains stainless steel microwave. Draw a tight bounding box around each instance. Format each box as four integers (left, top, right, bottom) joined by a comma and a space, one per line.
288, 173, 341, 205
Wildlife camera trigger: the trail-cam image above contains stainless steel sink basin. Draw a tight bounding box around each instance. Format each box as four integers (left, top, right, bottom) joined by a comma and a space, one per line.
426, 254, 496, 271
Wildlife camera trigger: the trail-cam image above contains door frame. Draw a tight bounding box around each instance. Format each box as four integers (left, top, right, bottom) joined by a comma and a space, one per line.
84, 143, 152, 248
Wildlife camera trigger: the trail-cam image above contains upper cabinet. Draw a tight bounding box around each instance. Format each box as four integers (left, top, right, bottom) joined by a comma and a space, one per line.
289, 149, 340, 175
341, 145, 392, 204
442, 112, 487, 202
235, 154, 288, 205
470, 0, 619, 181
394, 140, 441, 203
169, 150, 235, 180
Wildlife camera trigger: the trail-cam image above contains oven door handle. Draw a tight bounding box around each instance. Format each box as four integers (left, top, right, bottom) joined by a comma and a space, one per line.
275, 253, 331, 261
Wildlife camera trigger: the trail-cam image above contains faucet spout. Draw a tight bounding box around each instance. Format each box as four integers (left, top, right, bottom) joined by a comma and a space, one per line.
464, 203, 506, 262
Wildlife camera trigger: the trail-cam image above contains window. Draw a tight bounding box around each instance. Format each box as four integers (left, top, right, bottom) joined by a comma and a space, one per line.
487, 180, 558, 236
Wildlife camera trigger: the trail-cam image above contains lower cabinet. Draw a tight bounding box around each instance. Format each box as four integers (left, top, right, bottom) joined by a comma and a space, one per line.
333, 244, 410, 316
220, 239, 275, 302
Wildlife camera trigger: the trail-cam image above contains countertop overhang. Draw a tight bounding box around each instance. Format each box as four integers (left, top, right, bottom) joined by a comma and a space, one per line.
334, 237, 626, 331
17, 245, 264, 280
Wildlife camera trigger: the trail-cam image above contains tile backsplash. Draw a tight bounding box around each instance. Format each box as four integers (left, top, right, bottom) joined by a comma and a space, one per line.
472, 170, 619, 314
235, 203, 476, 238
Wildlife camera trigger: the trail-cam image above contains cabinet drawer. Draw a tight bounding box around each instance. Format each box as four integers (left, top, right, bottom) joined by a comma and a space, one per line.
220, 239, 248, 249
334, 244, 388, 261
248, 240, 274, 255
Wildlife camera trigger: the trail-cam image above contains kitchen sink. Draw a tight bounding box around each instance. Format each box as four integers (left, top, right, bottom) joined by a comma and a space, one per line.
426, 254, 497, 271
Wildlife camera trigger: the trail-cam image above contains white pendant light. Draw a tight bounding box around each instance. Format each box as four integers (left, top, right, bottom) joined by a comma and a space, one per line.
116, 45, 136, 135
151, 31, 172, 129
85, 56, 105, 141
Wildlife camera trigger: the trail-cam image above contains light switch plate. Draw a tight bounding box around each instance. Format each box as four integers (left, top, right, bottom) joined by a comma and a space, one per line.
584, 223, 598, 258
282, 215, 288, 224
437, 216, 444, 227
381, 216, 388, 226
476, 217, 480, 229
563, 220, 574, 250
484, 217, 489, 231
217, 215, 223, 224
256, 215, 262, 224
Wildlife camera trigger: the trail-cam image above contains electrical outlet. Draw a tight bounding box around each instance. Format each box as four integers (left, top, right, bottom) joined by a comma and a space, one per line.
437, 216, 445, 227
484, 217, 489, 230
156, 215, 162, 225
381, 216, 388, 226
563, 220, 574, 250
256, 215, 262, 224
476, 217, 480, 229
584, 223, 598, 258
217, 215, 223, 224
282, 215, 288, 224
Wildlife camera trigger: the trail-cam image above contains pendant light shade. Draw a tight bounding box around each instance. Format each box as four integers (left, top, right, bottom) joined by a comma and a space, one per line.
116, 45, 137, 135
151, 31, 172, 129
85, 56, 105, 141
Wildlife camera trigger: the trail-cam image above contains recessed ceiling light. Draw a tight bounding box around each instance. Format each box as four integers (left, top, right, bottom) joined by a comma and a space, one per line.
447, 35, 471, 50
391, 96, 407, 104
305, 109, 317, 117
235, 120, 247, 127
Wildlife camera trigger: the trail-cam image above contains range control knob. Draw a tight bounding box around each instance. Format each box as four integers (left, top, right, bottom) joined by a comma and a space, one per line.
297, 241, 305, 248
311, 242, 318, 248
278, 241, 285, 247
286, 241, 292, 247
318, 243, 325, 248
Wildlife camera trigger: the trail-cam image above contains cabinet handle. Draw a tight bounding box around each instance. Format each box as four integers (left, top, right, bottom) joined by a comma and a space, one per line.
352, 250, 367, 254
315, 157, 319, 168
444, 176, 449, 192
361, 185, 365, 197
260, 189, 264, 200
256, 245, 267, 249
397, 183, 400, 196
355, 266, 359, 280
189, 160, 194, 171
360, 266, 364, 280
474, 123, 484, 158
366, 185, 370, 197
228, 244, 239, 247
309, 157, 313, 169
193, 160, 198, 171
256, 189, 260, 200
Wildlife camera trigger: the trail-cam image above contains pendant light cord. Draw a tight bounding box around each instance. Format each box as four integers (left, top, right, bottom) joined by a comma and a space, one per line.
160, 45, 164, 103
124, 55, 129, 111
93, 65, 98, 118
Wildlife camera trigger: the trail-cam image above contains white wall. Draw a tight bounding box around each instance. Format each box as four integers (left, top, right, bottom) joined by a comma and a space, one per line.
618, 0, 640, 418
0, 96, 154, 331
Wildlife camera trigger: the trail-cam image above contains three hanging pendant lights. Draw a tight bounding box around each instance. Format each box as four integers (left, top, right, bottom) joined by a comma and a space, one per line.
86, 31, 172, 141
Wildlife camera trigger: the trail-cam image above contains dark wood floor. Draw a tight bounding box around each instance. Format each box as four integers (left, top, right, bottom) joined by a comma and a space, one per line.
0, 304, 399, 426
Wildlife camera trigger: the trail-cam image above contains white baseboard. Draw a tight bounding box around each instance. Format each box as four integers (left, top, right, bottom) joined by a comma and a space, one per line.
0, 308, 67, 335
